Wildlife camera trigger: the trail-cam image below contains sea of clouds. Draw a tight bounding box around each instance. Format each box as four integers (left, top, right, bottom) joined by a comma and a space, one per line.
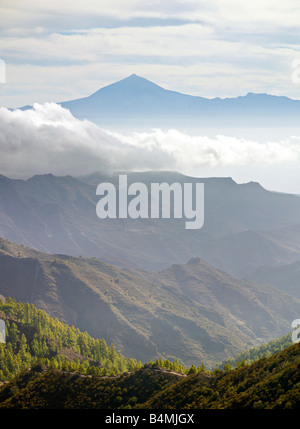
1, 102, 300, 180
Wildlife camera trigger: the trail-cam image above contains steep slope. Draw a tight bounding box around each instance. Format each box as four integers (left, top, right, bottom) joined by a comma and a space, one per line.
0, 237, 299, 368
0, 364, 185, 409
0, 298, 141, 381
250, 260, 300, 299
30, 74, 300, 128
218, 332, 293, 368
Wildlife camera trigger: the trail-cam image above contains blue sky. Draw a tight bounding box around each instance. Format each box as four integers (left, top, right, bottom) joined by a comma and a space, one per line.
1, 0, 300, 107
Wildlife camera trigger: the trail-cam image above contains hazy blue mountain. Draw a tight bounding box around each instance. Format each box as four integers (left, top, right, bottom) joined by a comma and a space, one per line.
19, 74, 300, 129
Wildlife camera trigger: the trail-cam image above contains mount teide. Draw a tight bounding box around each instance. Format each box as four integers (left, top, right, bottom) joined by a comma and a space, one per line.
20, 74, 300, 129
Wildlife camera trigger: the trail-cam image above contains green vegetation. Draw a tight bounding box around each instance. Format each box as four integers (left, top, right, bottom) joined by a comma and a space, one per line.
0, 297, 142, 381
0, 296, 208, 383
141, 342, 300, 409
0, 364, 185, 409
147, 358, 206, 375
0, 234, 298, 369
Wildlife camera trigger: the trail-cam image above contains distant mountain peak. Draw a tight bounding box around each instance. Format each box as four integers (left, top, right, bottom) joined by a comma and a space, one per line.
17, 74, 299, 128
127, 73, 142, 79
89, 74, 165, 99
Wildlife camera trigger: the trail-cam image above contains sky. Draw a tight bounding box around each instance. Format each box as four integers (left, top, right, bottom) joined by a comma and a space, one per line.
1, 1, 300, 193
1, 0, 300, 107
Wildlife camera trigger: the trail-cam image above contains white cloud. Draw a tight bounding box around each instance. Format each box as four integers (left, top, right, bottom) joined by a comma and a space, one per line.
0, 103, 300, 180
1, 1, 300, 29
0, 24, 221, 62
1, 1, 300, 107
1, 20, 300, 108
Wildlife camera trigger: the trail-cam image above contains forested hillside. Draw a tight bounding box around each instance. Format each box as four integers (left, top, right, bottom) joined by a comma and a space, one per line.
218, 332, 293, 369
0, 297, 142, 381
141, 342, 300, 409
0, 342, 299, 409
0, 297, 299, 409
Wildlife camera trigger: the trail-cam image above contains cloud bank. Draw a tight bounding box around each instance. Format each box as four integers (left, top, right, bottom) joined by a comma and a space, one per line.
0, 103, 300, 179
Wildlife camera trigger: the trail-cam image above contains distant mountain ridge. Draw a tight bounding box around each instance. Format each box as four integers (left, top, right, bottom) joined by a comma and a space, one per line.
1, 171, 300, 275
18, 74, 300, 128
